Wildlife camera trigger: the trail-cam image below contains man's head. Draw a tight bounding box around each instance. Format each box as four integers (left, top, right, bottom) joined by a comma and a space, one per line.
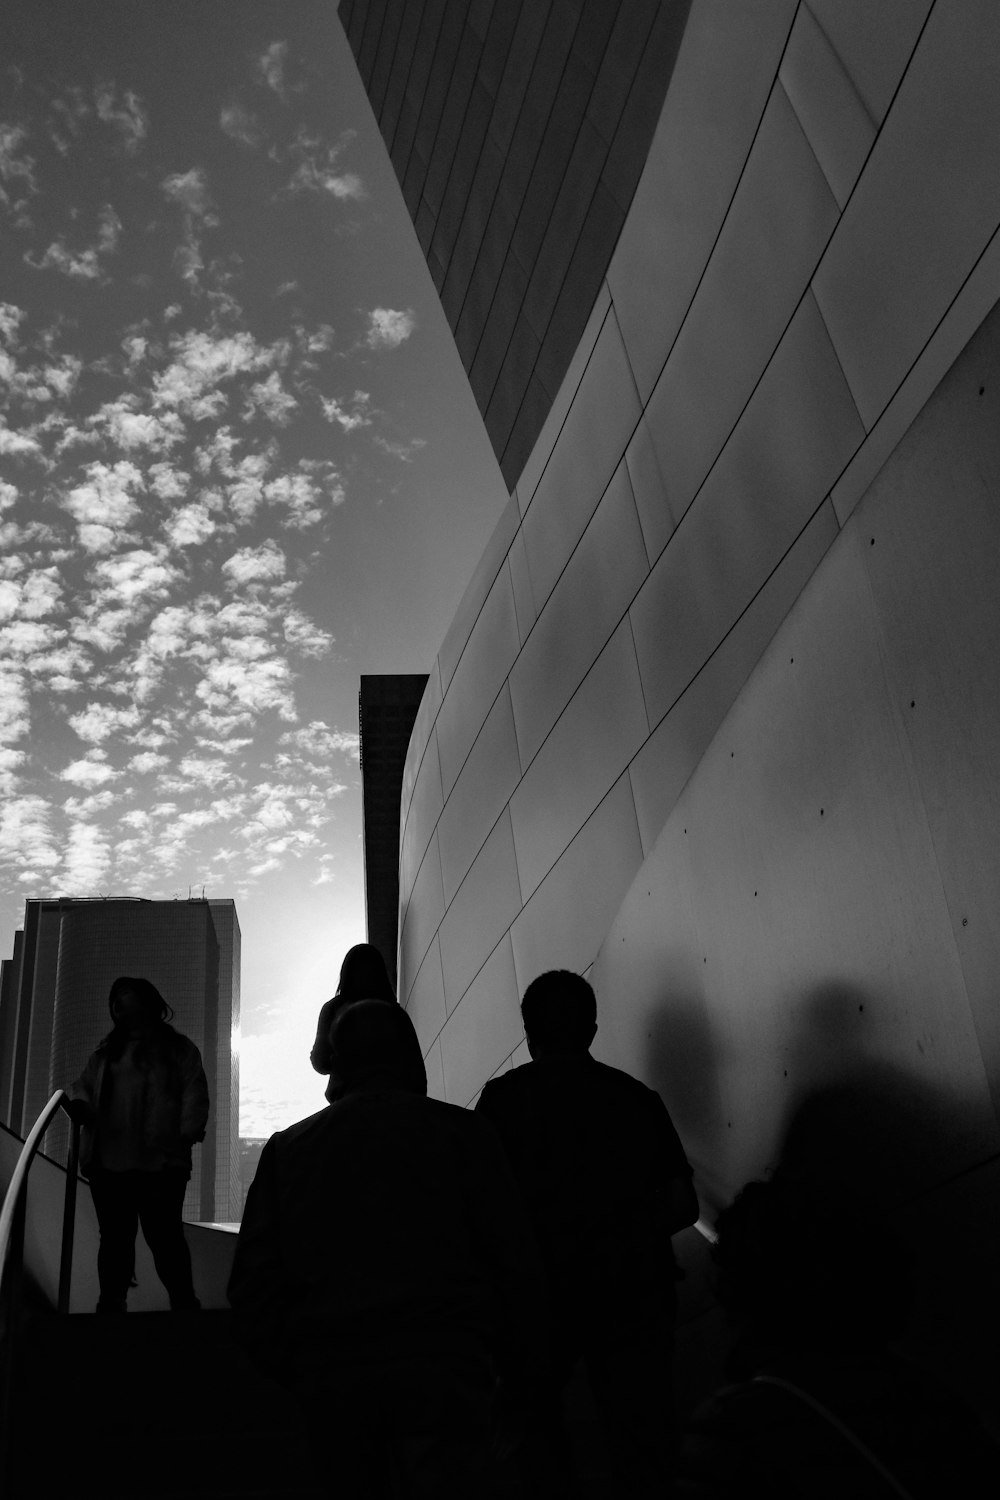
520, 970, 597, 1057
328, 998, 427, 1095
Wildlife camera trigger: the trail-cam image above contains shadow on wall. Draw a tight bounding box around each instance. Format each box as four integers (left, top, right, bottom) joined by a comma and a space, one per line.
778, 981, 991, 1205
645, 992, 726, 1203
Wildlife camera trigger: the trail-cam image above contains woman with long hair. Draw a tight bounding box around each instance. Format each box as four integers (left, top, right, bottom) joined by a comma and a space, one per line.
309, 943, 397, 1103
68, 976, 209, 1313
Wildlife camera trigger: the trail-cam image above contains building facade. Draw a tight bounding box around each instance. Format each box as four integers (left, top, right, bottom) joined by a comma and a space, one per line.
342, 0, 1000, 1427
0, 896, 241, 1222
359, 674, 428, 987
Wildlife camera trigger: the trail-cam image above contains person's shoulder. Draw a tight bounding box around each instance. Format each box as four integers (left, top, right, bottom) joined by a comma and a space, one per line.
480, 1061, 539, 1100
588, 1058, 660, 1099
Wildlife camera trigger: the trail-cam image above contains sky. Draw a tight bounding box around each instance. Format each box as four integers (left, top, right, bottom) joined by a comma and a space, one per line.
0, 1, 509, 1138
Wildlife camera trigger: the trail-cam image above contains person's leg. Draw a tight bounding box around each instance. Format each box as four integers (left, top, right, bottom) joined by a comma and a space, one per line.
136, 1168, 199, 1309
586, 1322, 675, 1499
89, 1169, 139, 1312
387, 1350, 503, 1500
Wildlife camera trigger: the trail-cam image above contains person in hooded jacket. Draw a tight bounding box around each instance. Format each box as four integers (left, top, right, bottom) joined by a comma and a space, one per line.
308, 942, 396, 1103
68, 975, 209, 1313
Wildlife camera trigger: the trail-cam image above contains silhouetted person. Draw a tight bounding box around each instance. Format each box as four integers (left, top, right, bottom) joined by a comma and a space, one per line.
67, 976, 208, 1313
476, 969, 699, 1498
674, 1174, 997, 1496
309, 941, 396, 1102
229, 999, 546, 1499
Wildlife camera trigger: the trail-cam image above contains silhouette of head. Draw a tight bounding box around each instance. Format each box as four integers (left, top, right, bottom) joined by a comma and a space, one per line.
521, 970, 598, 1055
329, 999, 427, 1095
711, 1173, 910, 1350
108, 976, 173, 1030
335, 943, 396, 1003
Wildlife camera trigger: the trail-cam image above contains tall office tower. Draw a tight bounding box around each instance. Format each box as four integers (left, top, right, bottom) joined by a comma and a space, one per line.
359, 675, 429, 988
0, 897, 240, 1223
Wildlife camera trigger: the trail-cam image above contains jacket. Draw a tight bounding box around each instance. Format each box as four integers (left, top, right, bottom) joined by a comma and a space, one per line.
70, 1027, 210, 1175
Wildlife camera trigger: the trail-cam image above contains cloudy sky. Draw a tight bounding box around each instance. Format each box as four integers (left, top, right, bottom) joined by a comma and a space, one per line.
0, 1, 508, 1137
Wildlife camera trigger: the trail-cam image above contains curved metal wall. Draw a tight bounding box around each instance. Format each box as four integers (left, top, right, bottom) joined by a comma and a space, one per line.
396, 0, 1000, 1150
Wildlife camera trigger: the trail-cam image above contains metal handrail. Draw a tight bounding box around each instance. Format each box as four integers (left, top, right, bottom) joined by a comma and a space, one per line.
0, 1089, 81, 1316
0, 1091, 82, 1488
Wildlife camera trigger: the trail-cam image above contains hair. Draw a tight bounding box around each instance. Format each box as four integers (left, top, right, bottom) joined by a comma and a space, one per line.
101, 976, 177, 1065
329, 999, 427, 1095
710, 1173, 911, 1348
334, 944, 396, 1004
520, 970, 597, 1051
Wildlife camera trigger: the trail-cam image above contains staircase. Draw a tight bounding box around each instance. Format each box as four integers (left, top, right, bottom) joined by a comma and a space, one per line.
7, 1309, 327, 1499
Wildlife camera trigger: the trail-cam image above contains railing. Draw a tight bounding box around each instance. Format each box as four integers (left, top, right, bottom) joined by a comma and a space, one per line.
0, 1091, 81, 1482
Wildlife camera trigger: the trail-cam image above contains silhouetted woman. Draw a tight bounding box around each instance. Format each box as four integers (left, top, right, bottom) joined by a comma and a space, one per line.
68, 976, 209, 1314
309, 943, 396, 1103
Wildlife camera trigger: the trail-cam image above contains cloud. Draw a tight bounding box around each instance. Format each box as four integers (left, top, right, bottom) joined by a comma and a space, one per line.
95, 84, 148, 153
59, 752, 119, 788
220, 103, 261, 147
153, 329, 274, 417
243, 369, 296, 426
0, 421, 42, 457
92, 397, 184, 452
279, 721, 360, 762
288, 160, 364, 200
221, 540, 286, 587
0, 122, 38, 202
258, 41, 290, 99
26, 204, 122, 282
62, 818, 112, 890
375, 435, 427, 463
68, 702, 141, 744
320, 390, 370, 431
0, 793, 59, 872
164, 499, 217, 548
63, 460, 144, 549
161, 167, 216, 222
262, 472, 324, 529
129, 751, 169, 774
365, 307, 415, 349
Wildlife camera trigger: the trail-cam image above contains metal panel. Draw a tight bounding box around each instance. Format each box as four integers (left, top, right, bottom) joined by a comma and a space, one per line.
405, 935, 447, 1054
857, 297, 1000, 1118
434, 563, 520, 797
642, 84, 839, 528
399, 728, 443, 909
811, 0, 1000, 430
437, 684, 522, 905
437, 495, 520, 694
831, 230, 1000, 527
806, 0, 933, 125
507, 524, 538, 642
778, 2, 875, 209
630, 291, 864, 727
510, 618, 648, 898
607, 0, 798, 402
510, 772, 643, 992
438, 809, 522, 1011
509, 459, 648, 766
438, 935, 523, 1105
628, 498, 839, 855
516, 283, 611, 512
398, 833, 444, 999
520, 309, 640, 610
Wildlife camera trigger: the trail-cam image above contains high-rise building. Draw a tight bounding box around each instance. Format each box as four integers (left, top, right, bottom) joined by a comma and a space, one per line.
359, 674, 428, 988
0, 896, 241, 1222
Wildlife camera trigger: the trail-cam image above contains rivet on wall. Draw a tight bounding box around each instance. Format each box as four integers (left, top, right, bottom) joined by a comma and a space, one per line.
820, 808, 824, 816
910, 700, 916, 708
870, 537, 876, 546
979, 385, 985, 396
